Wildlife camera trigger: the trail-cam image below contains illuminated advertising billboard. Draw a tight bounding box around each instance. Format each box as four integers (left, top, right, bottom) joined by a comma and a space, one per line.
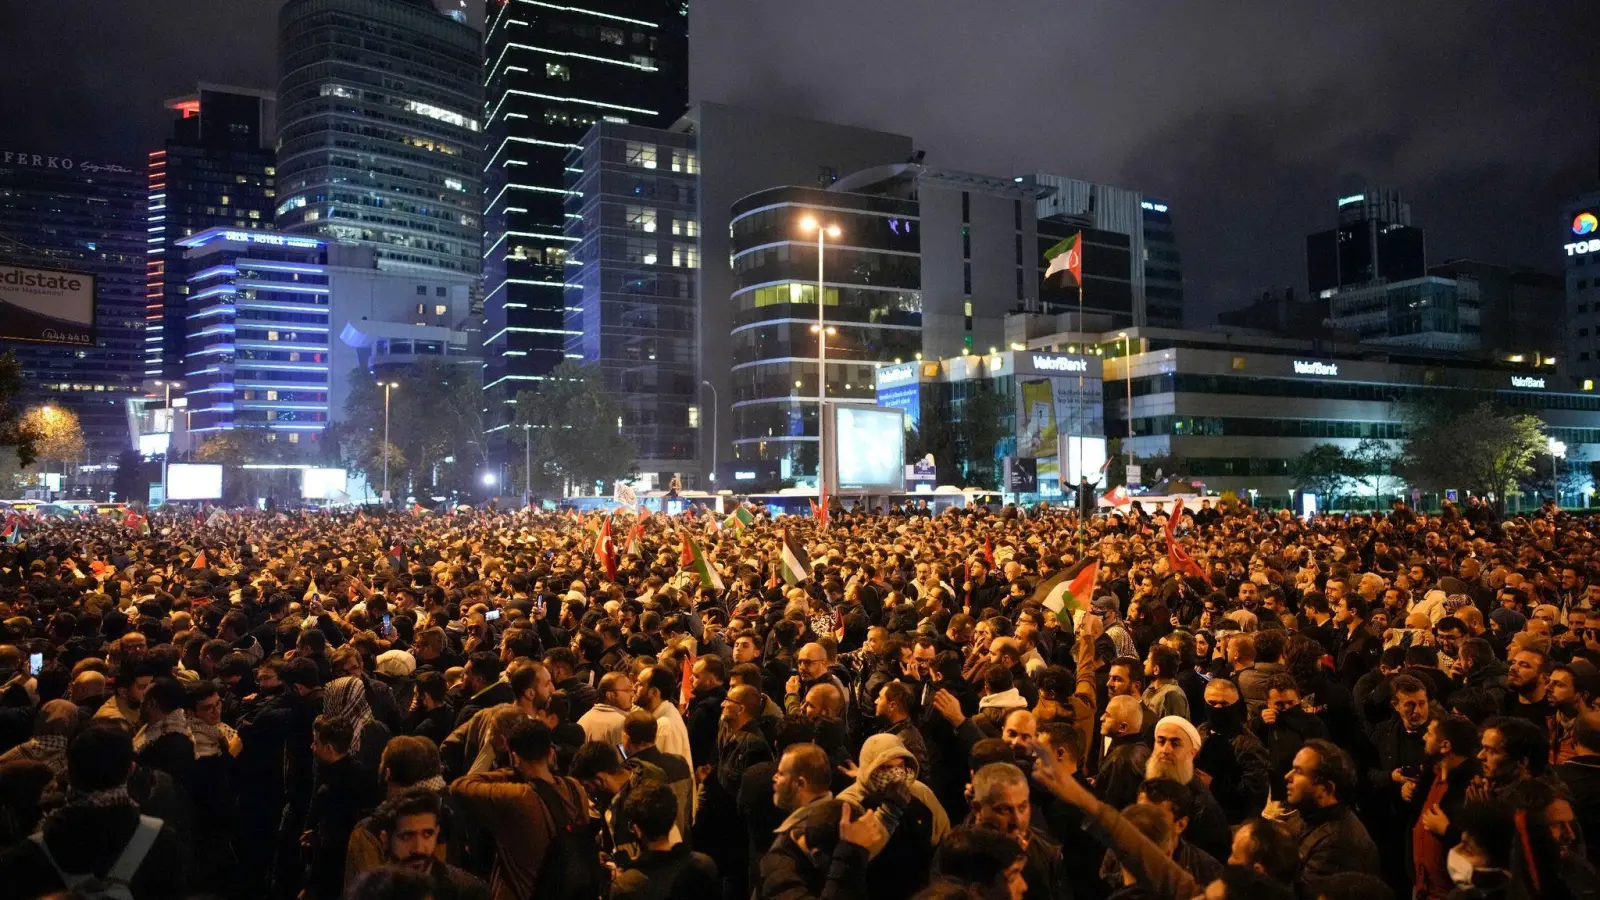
0, 263, 95, 346
825, 405, 905, 492
166, 463, 223, 501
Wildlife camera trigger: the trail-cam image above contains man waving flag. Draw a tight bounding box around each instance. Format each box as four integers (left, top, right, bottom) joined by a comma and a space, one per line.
780, 527, 811, 586
1031, 556, 1099, 627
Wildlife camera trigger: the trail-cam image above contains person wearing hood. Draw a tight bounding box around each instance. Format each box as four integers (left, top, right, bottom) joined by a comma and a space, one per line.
1194, 679, 1270, 824
836, 732, 950, 900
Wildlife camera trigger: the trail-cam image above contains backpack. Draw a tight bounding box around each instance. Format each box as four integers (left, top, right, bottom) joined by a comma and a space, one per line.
30, 813, 163, 900
529, 776, 604, 900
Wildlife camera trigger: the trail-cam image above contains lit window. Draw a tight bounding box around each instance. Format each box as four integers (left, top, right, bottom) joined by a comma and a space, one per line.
267, 330, 279, 341
688, 406, 700, 428
670, 150, 698, 174
599, 27, 624, 45
625, 142, 658, 169
435, 305, 447, 316
626, 206, 657, 232
403, 100, 479, 132
289, 352, 301, 362
546, 63, 570, 81
444, 178, 464, 192
673, 245, 699, 268
631, 55, 654, 69
288, 432, 299, 444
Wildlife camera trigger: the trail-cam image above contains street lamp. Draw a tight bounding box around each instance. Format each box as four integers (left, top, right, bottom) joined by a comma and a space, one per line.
1117, 331, 1132, 471
481, 472, 497, 487
382, 381, 399, 504
1549, 437, 1567, 507
799, 216, 841, 493
700, 380, 718, 483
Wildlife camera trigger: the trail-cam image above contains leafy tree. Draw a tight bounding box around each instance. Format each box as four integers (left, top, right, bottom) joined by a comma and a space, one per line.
112, 448, 149, 505
21, 405, 85, 467
0, 353, 37, 467
195, 428, 290, 505
1400, 401, 1546, 513
1348, 438, 1402, 508
1292, 443, 1353, 509
341, 360, 487, 500
513, 362, 637, 496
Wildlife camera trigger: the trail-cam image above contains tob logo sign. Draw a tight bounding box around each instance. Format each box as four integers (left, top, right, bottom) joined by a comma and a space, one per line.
1575, 212, 1598, 236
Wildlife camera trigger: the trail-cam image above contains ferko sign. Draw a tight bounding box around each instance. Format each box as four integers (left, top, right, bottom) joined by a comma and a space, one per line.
1030, 354, 1088, 373
1293, 360, 1339, 376
1511, 375, 1546, 389
0, 151, 134, 174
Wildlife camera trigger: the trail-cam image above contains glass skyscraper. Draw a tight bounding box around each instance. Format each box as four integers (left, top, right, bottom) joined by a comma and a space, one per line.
276, 0, 484, 276
481, 0, 687, 419
146, 84, 277, 381
0, 151, 146, 464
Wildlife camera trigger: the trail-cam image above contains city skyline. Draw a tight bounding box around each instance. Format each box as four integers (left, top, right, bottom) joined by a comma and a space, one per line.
0, 0, 1594, 325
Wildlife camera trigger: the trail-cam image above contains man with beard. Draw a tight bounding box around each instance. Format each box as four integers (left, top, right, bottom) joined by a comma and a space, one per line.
1550, 661, 1600, 764
1194, 679, 1270, 824
1271, 738, 1378, 887
1253, 674, 1330, 801
369, 791, 489, 900
969, 762, 1068, 900
636, 664, 694, 770
1502, 646, 1554, 725
771, 742, 835, 831
687, 656, 731, 771
1332, 595, 1380, 689
570, 740, 672, 868
1410, 715, 1480, 900
705, 684, 775, 900
1146, 716, 1231, 862
875, 680, 928, 775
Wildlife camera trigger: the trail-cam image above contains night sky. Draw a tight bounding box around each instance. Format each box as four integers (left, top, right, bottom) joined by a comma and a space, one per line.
2, 0, 1596, 324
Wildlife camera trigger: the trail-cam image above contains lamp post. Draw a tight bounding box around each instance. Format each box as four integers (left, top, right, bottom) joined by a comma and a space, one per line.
799, 216, 841, 494
382, 381, 399, 505
155, 380, 173, 499
1549, 437, 1567, 507
701, 380, 718, 485
522, 423, 532, 508
1117, 332, 1132, 471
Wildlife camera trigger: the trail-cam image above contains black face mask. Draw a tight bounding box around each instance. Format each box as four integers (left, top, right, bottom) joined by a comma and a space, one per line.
1206, 700, 1247, 733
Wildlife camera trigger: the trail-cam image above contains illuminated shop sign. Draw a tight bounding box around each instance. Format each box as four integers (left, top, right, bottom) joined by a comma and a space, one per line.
1510, 375, 1546, 389
1293, 360, 1339, 376
1030, 354, 1088, 373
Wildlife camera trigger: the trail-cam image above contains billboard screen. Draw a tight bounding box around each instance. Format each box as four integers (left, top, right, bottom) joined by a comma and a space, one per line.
829, 405, 905, 492
301, 467, 349, 500
0, 263, 95, 346
167, 463, 223, 501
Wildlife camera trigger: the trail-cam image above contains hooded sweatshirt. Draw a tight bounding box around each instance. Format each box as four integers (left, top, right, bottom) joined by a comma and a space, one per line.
836, 733, 950, 859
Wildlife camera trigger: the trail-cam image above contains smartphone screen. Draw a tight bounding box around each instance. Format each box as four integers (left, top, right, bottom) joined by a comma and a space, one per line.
28, 653, 43, 676
485, 609, 501, 621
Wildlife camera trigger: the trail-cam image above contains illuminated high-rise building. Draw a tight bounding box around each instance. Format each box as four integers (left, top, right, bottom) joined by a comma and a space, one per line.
145, 84, 276, 382
481, 0, 688, 427
275, 0, 483, 276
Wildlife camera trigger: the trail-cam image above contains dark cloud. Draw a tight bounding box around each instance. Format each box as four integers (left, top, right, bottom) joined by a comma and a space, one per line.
1, 1, 1594, 323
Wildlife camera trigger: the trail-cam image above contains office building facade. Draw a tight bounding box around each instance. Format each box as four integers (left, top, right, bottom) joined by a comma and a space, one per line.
1429, 259, 1564, 358
1565, 193, 1600, 374
1033, 174, 1184, 328
0, 150, 146, 464
1325, 275, 1483, 351
563, 122, 697, 483
276, 0, 483, 275
177, 227, 475, 443
146, 84, 277, 381
1306, 188, 1426, 296
481, 0, 688, 412
728, 185, 922, 481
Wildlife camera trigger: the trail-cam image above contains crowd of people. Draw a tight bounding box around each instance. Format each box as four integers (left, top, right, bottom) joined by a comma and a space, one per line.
0, 493, 1595, 900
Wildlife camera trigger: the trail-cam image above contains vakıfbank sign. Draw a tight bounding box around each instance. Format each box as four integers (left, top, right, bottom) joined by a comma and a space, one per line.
0, 264, 96, 346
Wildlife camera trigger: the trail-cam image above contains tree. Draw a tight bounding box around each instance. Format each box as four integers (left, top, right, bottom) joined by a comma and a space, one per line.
195, 428, 289, 505
513, 362, 637, 496
21, 405, 85, 468
341, 360, 488, 500
112, 448, 149, 505
1348, 438, 1402, 508
1400, 401, 1546, 513
1292, 443, 1354, 509
957, 386, 1008, 489
0, 353, 37, 467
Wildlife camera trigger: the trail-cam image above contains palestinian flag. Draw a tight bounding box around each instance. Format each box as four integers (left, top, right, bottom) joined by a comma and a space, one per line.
625, 518, 644, 557
680, 531, 724, 592
724, 505, 755, 531
595, 516, 618, 582
705, 515, 720, 534
1032, 556, 1099, 626
1044, 232, 1083, 286
780, 527, 811, 586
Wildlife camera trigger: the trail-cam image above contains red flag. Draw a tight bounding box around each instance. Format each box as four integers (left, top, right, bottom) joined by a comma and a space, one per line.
982, 540, 995, 568
1164, 498, 1212, 587
1103, 485, 1132, 507
191, 550, 208, 570
595, 516, 617, 582
679, 531, 695, 569
680, 656, 695, 710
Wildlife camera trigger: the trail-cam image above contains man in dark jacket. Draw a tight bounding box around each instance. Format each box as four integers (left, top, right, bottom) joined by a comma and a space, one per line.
613, 780, 720, 900
1193, 679, 1270, 823
1366, 675, 1433, 890
303, 713, 381, 899
688, 655, 732, 768
360, 790, 490, 900
453, 653, 514, 728
0, 723, 188, 898
759, 797, 881, 900
1253, 674, 1329, 801
1281, 739, 1379, 889
705, 684, 775, 900
1557, 711, 1600, 870
1333, 596, 1380, 689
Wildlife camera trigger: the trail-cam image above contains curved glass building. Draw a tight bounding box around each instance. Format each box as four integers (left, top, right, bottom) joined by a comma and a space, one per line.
728, 185, 923, 479
276, 0, 483, 276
